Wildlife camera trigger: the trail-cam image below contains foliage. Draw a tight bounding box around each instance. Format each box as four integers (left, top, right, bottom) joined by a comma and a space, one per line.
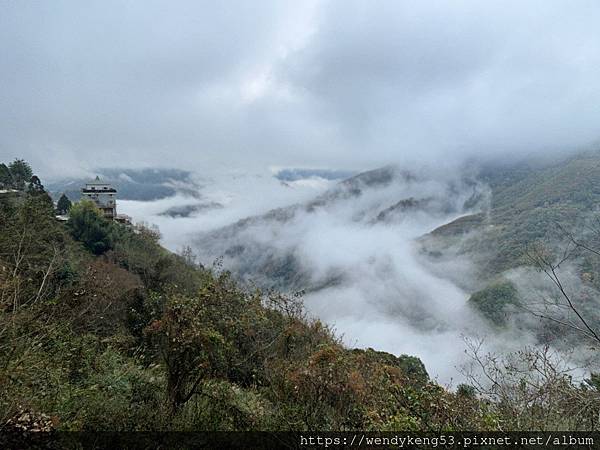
27, 175, 46, 195
463, 343, 600, 431
7, 159, 33, 190
0, 163, 13, 188
109, 223, 192, 292
426, 151, 600, 279
56, 194, 72, 215
468, 280, 520, 325
0, 192, 73, 311
67, 200, 117, 255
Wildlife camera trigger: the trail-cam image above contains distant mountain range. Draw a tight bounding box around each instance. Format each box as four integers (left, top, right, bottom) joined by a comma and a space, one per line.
49, 156, 600, 333
192, 165, 486, 291
274, 168, 356, 182
188, 151, 600, 346
42, 154, 600, 373
423, 151, 600, 282
46, 168, 200, 201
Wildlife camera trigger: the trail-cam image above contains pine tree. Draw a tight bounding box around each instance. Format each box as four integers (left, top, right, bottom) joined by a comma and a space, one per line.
8, 159, 33, 190
56, 193, 72, 215
0, 163, 13, 189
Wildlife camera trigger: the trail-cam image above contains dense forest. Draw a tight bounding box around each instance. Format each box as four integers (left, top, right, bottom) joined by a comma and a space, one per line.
2, 158, 600, 434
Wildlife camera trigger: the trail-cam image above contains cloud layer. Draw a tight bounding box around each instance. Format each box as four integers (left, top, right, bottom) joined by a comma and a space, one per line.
2, 1, 600, 176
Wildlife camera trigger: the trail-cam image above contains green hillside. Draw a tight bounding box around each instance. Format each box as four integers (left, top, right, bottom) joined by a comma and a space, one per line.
426, 152, 600, 276
2, 158, 600, 437
422, 151, 600, 327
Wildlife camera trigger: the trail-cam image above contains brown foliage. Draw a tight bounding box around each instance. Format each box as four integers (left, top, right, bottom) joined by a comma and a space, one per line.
64, 259, 142, 336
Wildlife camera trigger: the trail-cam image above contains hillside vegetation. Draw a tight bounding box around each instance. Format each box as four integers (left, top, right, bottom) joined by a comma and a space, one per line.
2, 159, 600, 433
420, 152, 600, 325
428, 152, 600, 275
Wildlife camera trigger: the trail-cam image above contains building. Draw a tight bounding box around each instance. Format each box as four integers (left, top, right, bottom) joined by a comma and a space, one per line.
81, 176, 117, 219
115, 213, 132, 225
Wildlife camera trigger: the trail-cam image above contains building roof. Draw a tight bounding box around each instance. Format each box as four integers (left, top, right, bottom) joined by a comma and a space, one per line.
82, 188, 117, 193
83, 176, 116, 187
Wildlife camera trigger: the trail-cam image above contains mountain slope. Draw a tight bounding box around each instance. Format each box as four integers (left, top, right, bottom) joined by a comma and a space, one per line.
191, 153, 600, 357
423, 151, 600, 279
193, 166, 484, 292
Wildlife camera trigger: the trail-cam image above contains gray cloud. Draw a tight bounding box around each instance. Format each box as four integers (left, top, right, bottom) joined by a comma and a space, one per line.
2, 0, 600, 177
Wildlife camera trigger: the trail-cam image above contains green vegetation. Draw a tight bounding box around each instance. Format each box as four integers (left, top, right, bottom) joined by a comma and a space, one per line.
468, 281, 520, 325
427, 151, 600, 278
67, 200, 118, 255
1, 159, 33, 190
2, 159, 600, 433
56, 193, 72, 215
422, 151, 600, 330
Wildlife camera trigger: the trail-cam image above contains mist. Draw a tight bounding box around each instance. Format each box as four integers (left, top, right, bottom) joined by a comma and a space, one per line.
116, 165, 545, 382
118, 167, 337, 249
5, 0, 600, 434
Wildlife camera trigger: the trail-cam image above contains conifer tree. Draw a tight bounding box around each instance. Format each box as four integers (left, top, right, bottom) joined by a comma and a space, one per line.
56, 193, 72, 215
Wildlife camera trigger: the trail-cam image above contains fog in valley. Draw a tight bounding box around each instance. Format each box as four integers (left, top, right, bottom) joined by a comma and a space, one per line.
113, 165, 569, 382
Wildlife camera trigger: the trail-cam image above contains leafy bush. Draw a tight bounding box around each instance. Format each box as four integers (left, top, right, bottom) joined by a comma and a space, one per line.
67, 200, 117, 255
469, 280, 520, 325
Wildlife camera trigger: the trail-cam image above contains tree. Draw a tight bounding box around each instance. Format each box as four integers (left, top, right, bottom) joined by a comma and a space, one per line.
67, 200, 115, 255
469, 281, 520, 326
0, 163, 13, 188
8, 159, 33, 190
27, 175, 45, 195
462, 339, 600, 430
0, 192, 68, 311
523, 223, 600, 347
57, 194, 72, 215
145, 293, 228, 413
143, 274, 306, 414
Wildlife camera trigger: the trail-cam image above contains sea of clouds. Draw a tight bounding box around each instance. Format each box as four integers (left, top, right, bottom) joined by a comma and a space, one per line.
117, 165, 599, 383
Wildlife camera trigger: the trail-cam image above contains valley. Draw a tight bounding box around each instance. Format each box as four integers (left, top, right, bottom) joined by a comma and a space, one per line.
48, 152, 600, 382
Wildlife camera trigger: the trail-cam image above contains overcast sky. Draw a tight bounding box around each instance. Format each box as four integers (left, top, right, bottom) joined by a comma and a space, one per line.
2, 0, 600, 178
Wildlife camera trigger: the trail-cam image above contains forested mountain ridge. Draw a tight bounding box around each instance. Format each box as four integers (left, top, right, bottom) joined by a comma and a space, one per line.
192, 166, 485, 292
424, 151, 600, 277
2, 158, 600, 436
187, 152, 600, 368
420, 151, 600, 331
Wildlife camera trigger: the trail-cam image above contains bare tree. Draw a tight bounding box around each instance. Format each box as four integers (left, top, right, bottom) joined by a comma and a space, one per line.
522, 222, 600, 347
461, 338, 600, 430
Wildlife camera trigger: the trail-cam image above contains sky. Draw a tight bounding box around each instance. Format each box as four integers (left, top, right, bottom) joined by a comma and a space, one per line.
2, 0, 600, 178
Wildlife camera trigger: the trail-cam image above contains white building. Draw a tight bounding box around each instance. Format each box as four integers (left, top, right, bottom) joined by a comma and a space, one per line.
81, 176, 117, 219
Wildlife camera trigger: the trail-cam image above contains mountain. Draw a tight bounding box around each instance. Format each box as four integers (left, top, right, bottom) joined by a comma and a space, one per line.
190, 153, 600, 293
46, 168, 200, 202
192, 165, 486, 292
274, 167, 356, 182
0, 158, 497, 434
414, 151, 600, 336
189, 152, 600, 357
422, 151, 600, 279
